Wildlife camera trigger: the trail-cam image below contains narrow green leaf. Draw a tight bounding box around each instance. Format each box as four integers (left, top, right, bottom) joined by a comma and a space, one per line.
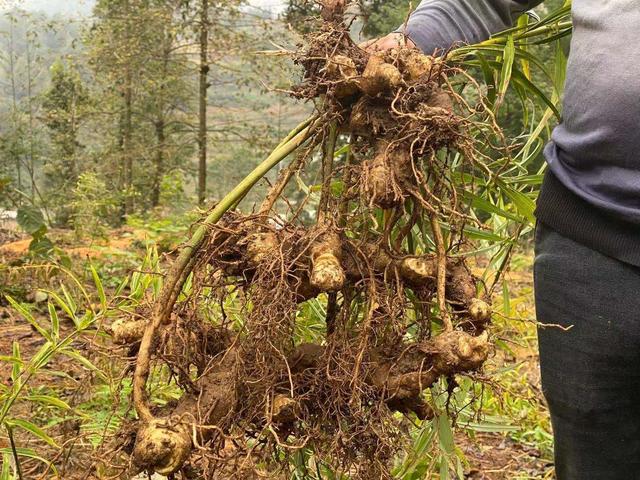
113, 275, 129, 297
463, 420, 519, 433
30, 341, 57, 371
90, 264, 106, 309
61, 349, 107, 381
11, 342, 21, 384
6, 418, 58, 448
0, 447, 58, 473
502, 280, 511, 317
460, 226, 506, 243
5, 295, 51, 342
24, 394, 71, 411
439, 454, 450, 480
463, 191, 523, 222
48, 302, 59, 340
496, 35, 515, 108
1, 453, 10, 480
553, 37, 568, 96
0, 356, 22, 365
436, 413, 455, 455
60, 284, 78, 317
475, 53, 496, 108
500, 184, 536, 224
46, 291, 75, 323
511, 69, 561, 120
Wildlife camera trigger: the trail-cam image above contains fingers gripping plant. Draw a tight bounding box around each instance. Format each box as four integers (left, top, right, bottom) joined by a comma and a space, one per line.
112, 2, 571, 478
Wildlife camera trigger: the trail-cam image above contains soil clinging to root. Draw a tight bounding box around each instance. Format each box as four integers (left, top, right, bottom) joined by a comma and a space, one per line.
109, 3, 512, 478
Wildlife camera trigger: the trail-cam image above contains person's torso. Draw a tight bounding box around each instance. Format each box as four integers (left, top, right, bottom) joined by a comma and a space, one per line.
546, 0, 640, 221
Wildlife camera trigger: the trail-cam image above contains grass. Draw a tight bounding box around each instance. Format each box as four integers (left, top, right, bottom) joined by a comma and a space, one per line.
0, 219, 552, 479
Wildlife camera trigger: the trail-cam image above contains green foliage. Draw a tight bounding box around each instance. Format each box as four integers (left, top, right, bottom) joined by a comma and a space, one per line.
0, 1, 571, 477
41, 59, 89, 226
15, 204, 59, 258
361, 0, 413, 38
159, 169, 189, 211
0, 268, 105, 478
69, 172, 120, 239
0, 241, 187, 477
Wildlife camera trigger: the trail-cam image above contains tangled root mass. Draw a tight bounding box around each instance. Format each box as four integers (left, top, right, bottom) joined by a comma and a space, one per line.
115, 4, 511, 478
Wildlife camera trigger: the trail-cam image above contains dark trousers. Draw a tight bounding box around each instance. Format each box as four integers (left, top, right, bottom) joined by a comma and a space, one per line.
534, 223, 640, 479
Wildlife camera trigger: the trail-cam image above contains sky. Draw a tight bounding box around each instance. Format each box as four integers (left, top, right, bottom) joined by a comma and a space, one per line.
1, 0, 286, 17
1, 0, 95, 16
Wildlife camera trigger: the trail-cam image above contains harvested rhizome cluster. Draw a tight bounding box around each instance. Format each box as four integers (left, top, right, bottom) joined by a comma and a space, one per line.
112, 3, 507, 479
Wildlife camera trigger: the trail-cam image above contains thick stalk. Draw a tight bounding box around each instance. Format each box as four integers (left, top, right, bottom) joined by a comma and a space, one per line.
133, 120, 315, 422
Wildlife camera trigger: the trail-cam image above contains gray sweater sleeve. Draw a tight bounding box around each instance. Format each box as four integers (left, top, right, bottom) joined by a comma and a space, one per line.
399, 0, 544, 54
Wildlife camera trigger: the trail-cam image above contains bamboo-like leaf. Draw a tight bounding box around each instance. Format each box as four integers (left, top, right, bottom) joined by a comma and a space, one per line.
5, 295, 51, 342
46, 290, 75, 324
436, 414, 455, 455
24, 394, 71, 411
516, 15, 531, 79
463, 191, 523, 222
465, 59, 561, 120
6, 418, 58, 448
531, 28, 573, 45
553, 37, 568, 94
0, 453, 10, 480
502, 280, 511, 317
62, 348, 107, 381
500, 184, 536, 224
475, 53, 496, 108
496, 35, 515, 109
48, 302, 59, 340
511, 70, 561, 120
90, 264, 106, 309
11, 342, 21, 384
60, 284, 78, 317
439, 454, 450, 480
114, 275, 129, 297
0, 447, 58, 473
30, 341, 57, 372
462, 420, 518, 433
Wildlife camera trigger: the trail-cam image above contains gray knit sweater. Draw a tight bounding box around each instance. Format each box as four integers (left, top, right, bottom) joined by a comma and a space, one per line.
403, 0, 640, 264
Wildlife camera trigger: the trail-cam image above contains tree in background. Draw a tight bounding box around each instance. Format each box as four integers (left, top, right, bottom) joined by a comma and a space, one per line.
197, 0, 209, 205
0, 0, 308, 224
0, 10, 50, 208
87, 0, 197, 215
41, 59, 89, 225
360, 0, 411, 37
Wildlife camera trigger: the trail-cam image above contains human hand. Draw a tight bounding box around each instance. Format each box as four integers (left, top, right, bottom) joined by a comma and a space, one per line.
359, 32, 416, 52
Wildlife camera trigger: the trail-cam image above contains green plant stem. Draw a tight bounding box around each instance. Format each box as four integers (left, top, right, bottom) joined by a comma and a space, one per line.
277, 115, 316, 149
132, 117, 317, 422
449, 21, 572, 61
7, 426, 24, 480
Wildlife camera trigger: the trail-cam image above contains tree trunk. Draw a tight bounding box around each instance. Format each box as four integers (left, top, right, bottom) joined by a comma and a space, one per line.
152, 37, 171, 208
8, 19, 21, 194
122, 78, 134, 216
152, 119, 166, 208
25, 31, 36, 203
197, 0, 209, 205
119, 0, 134, 217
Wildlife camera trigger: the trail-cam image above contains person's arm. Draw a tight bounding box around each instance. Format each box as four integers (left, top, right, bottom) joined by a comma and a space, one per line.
367, 0, 544, 53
